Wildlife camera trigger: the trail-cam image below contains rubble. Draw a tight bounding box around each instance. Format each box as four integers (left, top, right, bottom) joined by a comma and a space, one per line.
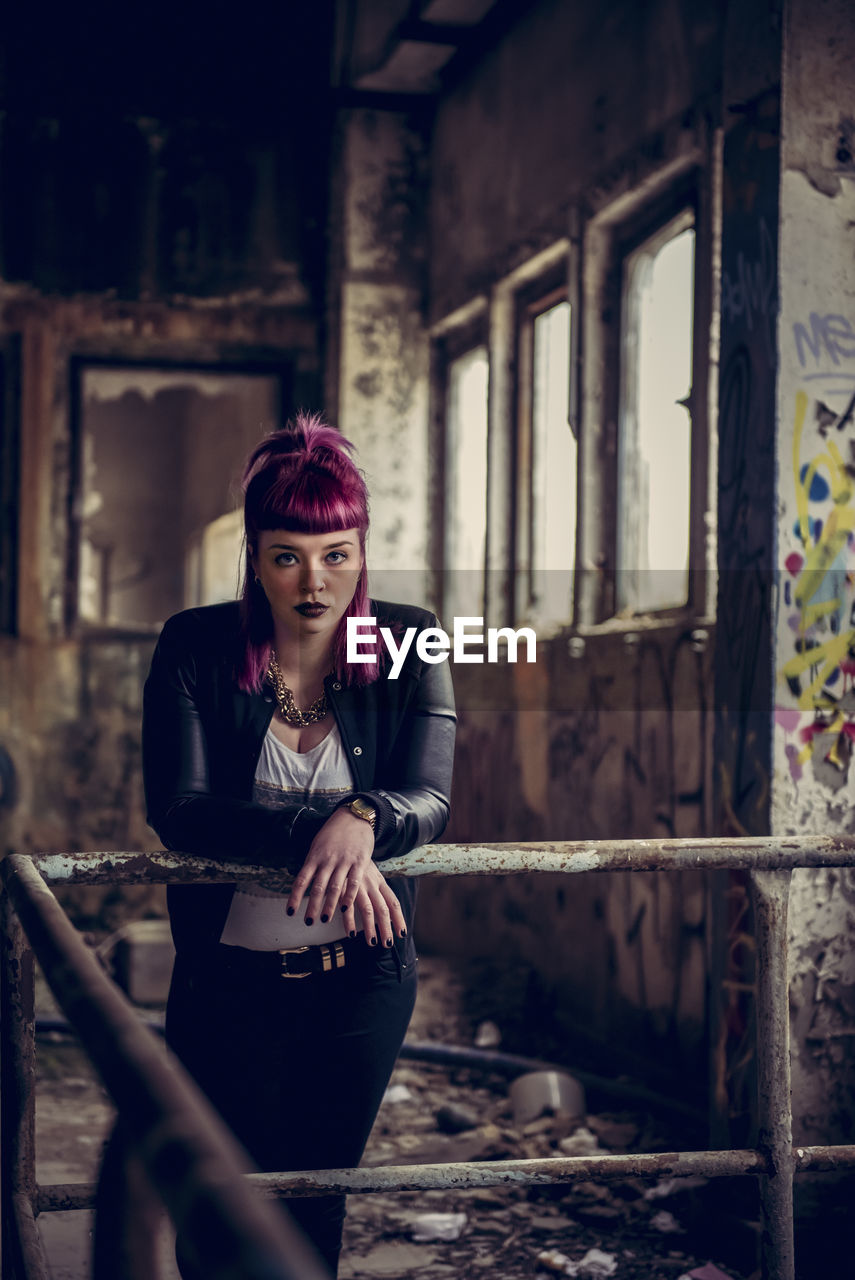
382, 1083, 414, 1105
474, 1019, 502, 1047
35, 954, 757, 1280
559, 1126, 602, 1156
435, 1101, 479, 1133
651, 1210, 684, 1233
536, 1246, 618, 1276
410, 1212, 467, 1241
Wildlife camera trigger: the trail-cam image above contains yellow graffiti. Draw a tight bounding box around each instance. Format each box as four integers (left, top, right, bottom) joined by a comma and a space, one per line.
783, 389, 855, 711
780, 629, 855, 710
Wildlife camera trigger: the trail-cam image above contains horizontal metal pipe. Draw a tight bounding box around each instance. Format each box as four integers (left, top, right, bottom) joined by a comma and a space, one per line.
1, 854, 331, 1280
248, 1148, 768, 1197
399, 1039, 703, 1121
29, 836, 855, 886
37, 1147, 764, 1211
38, 1140, 855, 1213
794, 1144, 855, 1171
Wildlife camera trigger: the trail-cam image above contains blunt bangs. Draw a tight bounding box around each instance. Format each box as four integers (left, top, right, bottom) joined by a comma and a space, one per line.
250, 466, 367, 540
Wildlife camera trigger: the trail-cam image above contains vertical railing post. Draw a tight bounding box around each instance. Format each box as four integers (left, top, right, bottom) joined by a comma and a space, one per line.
750, 869, 794, 1280
0, 889, 48, 1279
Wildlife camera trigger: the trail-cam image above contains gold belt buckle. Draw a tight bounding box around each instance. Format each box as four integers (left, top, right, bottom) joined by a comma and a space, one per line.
279, 945, 312, 979
279, 942, 347, 979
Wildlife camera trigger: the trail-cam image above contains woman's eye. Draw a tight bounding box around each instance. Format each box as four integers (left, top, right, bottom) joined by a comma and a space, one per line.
274, 553, 297, 566
326, 551, 348, 564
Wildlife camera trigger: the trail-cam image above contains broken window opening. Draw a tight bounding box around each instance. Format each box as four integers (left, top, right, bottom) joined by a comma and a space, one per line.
617, 211, 696, 615
71, 363, 285, 631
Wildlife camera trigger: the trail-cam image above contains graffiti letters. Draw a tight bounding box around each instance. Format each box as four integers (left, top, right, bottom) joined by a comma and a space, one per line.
720, 217, 777, 359
792, 312, 855, 373
779, 390, 855, 784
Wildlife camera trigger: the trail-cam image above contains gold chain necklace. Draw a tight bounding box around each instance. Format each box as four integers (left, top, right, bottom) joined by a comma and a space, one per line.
267, 653, 328, 726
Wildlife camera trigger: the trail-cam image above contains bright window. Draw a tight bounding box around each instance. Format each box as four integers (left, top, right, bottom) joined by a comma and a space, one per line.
528, 297, 576, 629
444, 344, 489, 619
617, 212, 695, 614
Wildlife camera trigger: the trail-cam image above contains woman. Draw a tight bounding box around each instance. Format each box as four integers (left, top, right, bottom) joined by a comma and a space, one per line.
142, 414, 456, 1276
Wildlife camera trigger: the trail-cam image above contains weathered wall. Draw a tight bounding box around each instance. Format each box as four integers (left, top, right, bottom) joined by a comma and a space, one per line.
772, 0, 855, 1147
404, 0, 724, 1087
428, 0, 722, 320
418, 625, 713, 1083
330, 108, 433, 604
0, 2, 332, 912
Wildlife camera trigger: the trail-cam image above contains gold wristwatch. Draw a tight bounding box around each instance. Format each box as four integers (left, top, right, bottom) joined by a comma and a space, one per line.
347, 797, 376, 830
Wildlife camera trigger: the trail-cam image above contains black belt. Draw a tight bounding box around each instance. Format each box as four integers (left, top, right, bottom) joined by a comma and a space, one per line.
213, 933, 389, 980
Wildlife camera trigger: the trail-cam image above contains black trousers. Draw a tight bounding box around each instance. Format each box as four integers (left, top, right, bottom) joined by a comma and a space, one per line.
165, 939, 418, 1277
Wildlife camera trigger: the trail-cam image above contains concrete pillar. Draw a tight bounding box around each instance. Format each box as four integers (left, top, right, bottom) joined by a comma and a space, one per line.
328, 108, 432, 605
774, 0, 855, 1148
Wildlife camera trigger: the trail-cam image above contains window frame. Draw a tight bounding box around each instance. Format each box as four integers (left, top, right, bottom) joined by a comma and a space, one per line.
66, 353, 292, 636
512, 271, 577, 633
595, 172, 711, 625
430, 314, 490, 625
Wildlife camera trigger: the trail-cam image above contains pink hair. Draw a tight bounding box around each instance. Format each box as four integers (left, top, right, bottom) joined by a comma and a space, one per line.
237, 413, 378, 690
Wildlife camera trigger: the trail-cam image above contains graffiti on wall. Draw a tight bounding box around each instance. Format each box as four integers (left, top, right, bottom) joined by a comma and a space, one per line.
778, 311, 855, 789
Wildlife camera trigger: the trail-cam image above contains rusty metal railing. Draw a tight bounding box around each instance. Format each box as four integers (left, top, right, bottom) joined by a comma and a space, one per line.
0, 854, 332, 1280
4, 837, 855, 1280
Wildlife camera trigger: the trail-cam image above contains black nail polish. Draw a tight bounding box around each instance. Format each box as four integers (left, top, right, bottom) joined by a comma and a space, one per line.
385, 938, 393, 948
341, 904, 347, 912
321, 914, 329, 923
286, 907, 294, 916
349, 930, 356, 939
370, 936, 378, 946
399, 928, 407, 939
305, 917, 313, 926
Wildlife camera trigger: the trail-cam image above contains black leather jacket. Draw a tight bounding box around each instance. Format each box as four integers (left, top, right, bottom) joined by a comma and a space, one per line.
143, 600, 456, 954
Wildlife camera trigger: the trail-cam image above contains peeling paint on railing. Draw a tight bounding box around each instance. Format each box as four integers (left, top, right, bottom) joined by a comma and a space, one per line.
26, 835, 855, 886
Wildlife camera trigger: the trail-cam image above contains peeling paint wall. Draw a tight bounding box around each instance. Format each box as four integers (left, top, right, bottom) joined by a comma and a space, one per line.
773, 0, 855, 1147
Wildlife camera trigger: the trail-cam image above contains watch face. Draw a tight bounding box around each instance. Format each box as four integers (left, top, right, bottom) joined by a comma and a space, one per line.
351, 798, 375, 822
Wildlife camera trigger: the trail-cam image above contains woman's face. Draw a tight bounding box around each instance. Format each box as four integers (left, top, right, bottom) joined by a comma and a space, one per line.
253, 528, 363, 648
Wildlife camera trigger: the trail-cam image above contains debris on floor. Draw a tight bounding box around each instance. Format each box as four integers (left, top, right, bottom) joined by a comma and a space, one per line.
36, 953, 757, 1280
410, 1211, 468, 1241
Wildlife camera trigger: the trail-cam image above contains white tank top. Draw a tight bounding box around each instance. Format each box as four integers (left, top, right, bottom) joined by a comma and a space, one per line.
219, 724, 362, 949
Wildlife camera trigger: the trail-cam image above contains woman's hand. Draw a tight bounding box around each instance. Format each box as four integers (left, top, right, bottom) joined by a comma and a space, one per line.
286, 808, 406, 946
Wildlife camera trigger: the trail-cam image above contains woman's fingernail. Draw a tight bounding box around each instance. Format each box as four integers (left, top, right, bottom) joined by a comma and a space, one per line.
341, 904, 347, 913
369, 936, 378, 946
321, 913, 329, 923
399, 928, 407, 939
305, 917, 313, 927
349, 930, 357, 939
385, 937, 393, 948
286, 906, 295, 916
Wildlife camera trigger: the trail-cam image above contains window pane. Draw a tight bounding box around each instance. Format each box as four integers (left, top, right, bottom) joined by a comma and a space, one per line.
445, 345, 489, 617
77, 367, 279, 627
618, 217, 695, 613
531, 299, 576, 627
